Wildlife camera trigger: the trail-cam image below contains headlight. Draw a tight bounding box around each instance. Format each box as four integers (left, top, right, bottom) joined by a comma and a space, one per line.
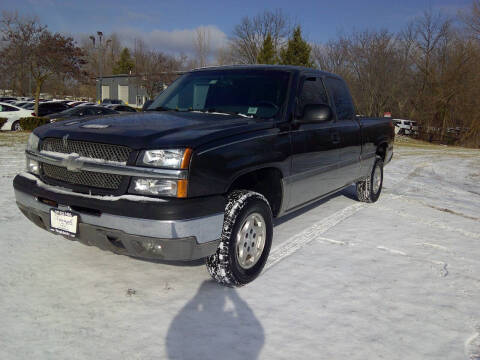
139, 148, 192, 169
129, 178, 188, 198
26, 133, 40, 152
26, 158, 40, 175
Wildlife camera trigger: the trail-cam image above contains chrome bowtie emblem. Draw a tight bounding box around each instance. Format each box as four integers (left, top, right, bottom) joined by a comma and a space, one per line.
63, 154, 82, 172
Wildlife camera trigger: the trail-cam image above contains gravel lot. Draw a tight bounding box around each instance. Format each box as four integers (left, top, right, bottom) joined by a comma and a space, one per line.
1, 132, 479, 360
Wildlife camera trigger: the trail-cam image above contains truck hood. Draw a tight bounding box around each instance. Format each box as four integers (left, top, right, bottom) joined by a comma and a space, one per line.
34, 111, 273, 150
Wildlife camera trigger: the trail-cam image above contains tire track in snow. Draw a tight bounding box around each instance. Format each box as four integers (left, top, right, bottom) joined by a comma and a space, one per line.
265, 202, 367, 271
375, 204, 480, 239
265, 194, 402, 270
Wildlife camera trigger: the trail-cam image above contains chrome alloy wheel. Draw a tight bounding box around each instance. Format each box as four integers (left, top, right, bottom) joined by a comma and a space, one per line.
372, 165, 382, 194
236, 212, 266, 270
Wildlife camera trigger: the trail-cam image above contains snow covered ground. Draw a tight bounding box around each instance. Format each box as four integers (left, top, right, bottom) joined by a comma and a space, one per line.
1, 133, 479, 360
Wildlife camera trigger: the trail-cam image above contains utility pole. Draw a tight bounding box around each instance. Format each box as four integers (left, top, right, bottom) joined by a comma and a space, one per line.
90, 31, 111, 103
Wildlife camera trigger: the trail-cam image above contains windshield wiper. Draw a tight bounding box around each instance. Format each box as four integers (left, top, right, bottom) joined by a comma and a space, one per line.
201, 108, 254, 118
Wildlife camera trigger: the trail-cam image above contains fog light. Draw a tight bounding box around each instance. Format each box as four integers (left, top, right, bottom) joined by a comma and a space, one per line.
26, 158, 40, 175
142, 239, 163, 254
129, 178, 179, 197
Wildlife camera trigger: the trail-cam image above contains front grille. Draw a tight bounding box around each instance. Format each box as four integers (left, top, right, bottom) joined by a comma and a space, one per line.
41, 138, 131, 162
40, 138, 132, 191
42, 163, 123, 189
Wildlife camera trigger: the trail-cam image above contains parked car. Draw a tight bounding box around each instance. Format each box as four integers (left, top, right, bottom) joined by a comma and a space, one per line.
13, 65, 394, 286
22, 102, 35, 110
30, 102, 70, 117
0, 102, 34, 131
13, 101, 30, 108
0, 96, 17, 103
410, 121, 419, 134
46, 106, 119, 122
393, 119, 413, 135
67, 101, 87, 107
101, 99, 124, 105
50, 100, 73, 107
106, 104, 137, 113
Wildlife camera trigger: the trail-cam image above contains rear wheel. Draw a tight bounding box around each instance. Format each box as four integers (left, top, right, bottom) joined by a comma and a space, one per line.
206, 190, 273, 287
356, 157, 383, 203
11, 121, 22, 131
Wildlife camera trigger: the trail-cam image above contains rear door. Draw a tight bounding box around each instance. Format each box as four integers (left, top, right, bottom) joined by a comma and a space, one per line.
288, 75, 341, 210
324, 77, 362, 184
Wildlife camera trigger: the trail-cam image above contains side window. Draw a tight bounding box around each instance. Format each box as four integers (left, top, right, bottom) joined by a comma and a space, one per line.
324, 77, 355, 120
3, 105, 18, 112
297, 77, 329, 117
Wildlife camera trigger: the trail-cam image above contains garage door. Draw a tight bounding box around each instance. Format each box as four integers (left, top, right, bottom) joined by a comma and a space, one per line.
118, 85, 129, 104
101, 85, 110, 100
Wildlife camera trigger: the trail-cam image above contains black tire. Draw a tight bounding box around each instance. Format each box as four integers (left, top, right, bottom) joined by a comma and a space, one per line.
11, 121, 22, 131
206, 190, 273, 287
356, 157, 384, 203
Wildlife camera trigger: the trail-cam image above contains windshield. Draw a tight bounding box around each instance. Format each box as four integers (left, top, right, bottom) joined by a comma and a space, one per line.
148, 69, 291, 119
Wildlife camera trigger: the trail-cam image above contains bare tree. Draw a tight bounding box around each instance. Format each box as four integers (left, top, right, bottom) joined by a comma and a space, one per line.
29, 31, 85, 113
460, 0, 480, 40
194, 27, 211, 68
0, 11, 46, 96
134, 42, 184, 99
230, 9, 290, 64
215, 45, 235, 65
1, 12, 85, 113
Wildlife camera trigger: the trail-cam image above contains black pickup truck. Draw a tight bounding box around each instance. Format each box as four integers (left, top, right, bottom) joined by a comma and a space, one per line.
13, 65, 394, 286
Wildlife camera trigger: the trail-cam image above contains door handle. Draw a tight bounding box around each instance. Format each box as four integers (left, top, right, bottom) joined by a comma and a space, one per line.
331, 132, 341, 145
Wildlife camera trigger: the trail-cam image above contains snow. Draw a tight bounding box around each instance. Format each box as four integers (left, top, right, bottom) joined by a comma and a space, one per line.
1, 137, 480, 359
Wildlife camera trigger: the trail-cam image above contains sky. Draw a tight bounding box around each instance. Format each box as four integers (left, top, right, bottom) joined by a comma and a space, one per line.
1, 0, 472, 55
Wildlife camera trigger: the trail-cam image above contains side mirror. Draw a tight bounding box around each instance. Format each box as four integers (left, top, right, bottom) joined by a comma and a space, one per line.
299, 104, 333, 123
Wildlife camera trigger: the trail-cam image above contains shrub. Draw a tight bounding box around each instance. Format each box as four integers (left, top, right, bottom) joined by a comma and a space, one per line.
19, 117, 50, 131
0, 117, 7, 130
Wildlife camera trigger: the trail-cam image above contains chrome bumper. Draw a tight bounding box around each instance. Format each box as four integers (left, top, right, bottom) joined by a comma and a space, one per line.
15, 189, 223, 261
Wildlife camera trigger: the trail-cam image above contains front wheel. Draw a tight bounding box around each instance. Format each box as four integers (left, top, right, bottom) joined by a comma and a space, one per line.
356, 157, 383, 203
206, 190, 273, 287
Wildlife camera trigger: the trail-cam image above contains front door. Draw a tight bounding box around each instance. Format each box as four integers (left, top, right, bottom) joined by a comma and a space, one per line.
288, 76, 341, 210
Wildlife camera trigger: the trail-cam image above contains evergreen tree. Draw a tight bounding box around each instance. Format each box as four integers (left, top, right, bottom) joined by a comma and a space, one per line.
257, 33, 277, 64
112, 48, 134, 74
279, 26, 313, 67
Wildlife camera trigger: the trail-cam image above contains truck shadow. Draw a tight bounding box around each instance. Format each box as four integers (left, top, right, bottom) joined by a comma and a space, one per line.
166, 280, 264, 360
274, 184, 357, 226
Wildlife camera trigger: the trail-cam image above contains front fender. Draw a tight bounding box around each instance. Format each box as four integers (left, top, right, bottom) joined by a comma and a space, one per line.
188, 129, 291, 197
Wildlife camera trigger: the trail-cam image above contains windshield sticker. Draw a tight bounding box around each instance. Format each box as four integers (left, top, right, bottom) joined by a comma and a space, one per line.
247, 107, 258, 114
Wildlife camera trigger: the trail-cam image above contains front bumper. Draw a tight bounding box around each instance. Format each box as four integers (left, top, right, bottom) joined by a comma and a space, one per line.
13, 173, 224, 261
